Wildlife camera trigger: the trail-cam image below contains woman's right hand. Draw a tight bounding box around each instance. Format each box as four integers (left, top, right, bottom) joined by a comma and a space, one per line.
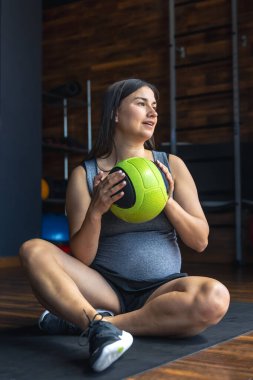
90, 170, 127, 216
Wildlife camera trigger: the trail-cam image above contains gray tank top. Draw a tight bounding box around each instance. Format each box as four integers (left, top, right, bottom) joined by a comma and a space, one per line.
82, 151, 181, 283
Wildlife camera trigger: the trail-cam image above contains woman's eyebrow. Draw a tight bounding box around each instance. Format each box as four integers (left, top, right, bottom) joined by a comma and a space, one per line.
133, 96, 157, 105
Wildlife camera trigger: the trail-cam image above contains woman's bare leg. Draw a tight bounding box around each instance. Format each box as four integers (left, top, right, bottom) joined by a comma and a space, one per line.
19, 238, 121, 330
19, 239, 230, 338
105, 276, 230, 337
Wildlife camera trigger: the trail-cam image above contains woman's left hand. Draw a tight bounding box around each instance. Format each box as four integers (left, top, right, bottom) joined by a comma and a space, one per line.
155, 160, 174, 199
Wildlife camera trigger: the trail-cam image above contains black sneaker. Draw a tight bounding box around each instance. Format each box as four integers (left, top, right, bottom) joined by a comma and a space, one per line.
38, 309, 114, 335
87, 314, 133, 372
38, 310, 82, 335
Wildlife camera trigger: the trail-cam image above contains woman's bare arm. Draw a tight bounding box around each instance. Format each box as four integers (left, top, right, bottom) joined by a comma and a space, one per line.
156, 155, 209, 252
65, 166, 126, 265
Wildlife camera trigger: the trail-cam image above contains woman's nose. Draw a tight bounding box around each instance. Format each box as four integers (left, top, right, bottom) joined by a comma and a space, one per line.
147, 107, 158, 117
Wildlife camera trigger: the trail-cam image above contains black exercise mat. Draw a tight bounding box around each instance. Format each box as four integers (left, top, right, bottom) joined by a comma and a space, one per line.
0, 302, 253, 380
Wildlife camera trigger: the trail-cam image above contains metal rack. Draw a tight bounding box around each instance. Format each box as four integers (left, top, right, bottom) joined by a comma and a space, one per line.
43, 79, 92, 181
168, 0, 242, 263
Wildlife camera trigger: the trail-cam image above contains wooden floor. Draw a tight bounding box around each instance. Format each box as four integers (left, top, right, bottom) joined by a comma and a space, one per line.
1, 260, 253, 379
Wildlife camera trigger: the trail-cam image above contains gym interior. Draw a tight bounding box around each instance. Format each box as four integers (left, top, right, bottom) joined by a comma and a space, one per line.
0, 0, 253, 378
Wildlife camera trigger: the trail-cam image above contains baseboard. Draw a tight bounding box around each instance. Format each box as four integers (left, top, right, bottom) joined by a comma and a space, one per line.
0, 256, 21, 268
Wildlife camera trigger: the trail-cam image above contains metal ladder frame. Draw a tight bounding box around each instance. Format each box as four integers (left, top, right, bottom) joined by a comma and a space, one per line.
168, 0, 242, 263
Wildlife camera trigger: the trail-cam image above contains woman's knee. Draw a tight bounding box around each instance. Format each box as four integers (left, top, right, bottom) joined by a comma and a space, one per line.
192, 279, 230, 329
19, 238, 48, 267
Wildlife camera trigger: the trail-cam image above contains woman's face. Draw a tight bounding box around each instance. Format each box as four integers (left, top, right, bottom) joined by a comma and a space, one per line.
115, 86, 158, 143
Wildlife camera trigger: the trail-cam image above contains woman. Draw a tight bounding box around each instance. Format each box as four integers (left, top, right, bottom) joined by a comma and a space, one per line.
19, 78, 230, 372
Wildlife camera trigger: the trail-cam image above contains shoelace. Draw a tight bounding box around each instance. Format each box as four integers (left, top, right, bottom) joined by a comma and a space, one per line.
78, 311, 103, 346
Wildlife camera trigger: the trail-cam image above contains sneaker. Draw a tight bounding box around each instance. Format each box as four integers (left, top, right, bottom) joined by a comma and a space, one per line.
87, 314, 133, 372
38, 310, 82, 335
38, 309, 114, 335
96, 309, 115, 318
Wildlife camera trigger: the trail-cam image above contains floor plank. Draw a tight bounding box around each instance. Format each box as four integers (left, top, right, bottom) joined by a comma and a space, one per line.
128, 333, 253, 379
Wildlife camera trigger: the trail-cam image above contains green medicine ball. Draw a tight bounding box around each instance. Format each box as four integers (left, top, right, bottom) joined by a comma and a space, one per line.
110, 157, 168, 223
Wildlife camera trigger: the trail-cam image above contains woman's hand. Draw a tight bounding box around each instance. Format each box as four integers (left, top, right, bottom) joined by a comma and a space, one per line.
155, 159, 174, 199
90, 170, 127, 216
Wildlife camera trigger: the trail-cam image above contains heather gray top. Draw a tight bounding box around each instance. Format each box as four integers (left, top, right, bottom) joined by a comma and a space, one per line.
82, 151, 181, 283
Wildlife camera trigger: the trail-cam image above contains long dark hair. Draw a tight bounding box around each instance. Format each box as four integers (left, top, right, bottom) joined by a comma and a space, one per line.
88, 78, 159, 159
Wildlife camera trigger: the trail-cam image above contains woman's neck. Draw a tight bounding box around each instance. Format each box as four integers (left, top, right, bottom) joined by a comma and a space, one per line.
114, 142, 152, 162
97, 143, 154, 172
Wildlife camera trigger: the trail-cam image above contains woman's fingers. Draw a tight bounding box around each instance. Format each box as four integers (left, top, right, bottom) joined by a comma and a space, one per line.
110, 179, 126, 198
92, 170, 126, 214
93, 171, 106, 188
156, 160, 174, 197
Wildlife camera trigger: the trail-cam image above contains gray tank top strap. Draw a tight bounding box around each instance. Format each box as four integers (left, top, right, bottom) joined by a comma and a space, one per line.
82, 159, 97, 195
152, 151, 172, 173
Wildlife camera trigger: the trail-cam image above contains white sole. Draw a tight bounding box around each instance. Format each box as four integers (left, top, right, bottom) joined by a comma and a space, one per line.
92, 330, 133, 372
38, 310, 49, 329
96, 309, 114, 317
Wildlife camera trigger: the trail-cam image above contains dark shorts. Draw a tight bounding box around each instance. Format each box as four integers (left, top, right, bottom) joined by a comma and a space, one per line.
100, 271, 188, 313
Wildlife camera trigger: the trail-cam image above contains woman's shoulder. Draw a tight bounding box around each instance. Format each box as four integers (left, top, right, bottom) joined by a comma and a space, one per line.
168, 153, 184, 165
68, 165, 87, 187
154, 151, 185, 168
168, 154, 189, 177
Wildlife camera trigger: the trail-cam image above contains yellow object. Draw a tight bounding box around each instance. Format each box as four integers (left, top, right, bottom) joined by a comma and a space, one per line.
41, 178, 50, 200
110, 157, 168, 223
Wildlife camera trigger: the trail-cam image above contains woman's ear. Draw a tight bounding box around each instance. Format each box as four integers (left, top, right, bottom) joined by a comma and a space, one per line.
115, 110, 119, 123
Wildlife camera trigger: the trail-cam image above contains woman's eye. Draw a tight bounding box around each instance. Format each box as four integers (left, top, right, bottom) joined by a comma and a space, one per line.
138, 102, 145, 106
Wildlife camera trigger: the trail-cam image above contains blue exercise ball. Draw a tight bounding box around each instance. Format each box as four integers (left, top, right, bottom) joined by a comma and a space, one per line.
42, 213, 69, 243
